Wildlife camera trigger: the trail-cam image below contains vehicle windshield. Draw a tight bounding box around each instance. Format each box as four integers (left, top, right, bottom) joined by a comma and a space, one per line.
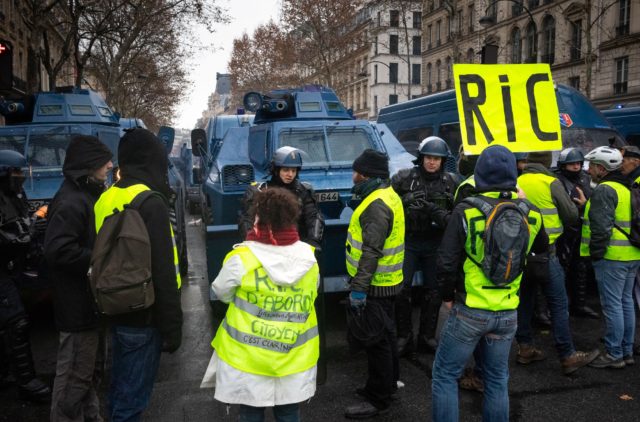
27, 127, 72, 168
562, 128, 624, 154
278, 126, 374, 167
0, 134, 27, 154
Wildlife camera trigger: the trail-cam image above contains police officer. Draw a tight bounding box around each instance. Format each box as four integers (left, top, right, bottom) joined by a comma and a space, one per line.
554, 148, 598, 318
581, 147, 640, 368
0, 150, 51, 401
391, 136, 458, 354
239, 146, 324, 249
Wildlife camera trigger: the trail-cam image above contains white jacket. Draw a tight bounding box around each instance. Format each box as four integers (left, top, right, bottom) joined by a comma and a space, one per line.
210, 240, 319, 407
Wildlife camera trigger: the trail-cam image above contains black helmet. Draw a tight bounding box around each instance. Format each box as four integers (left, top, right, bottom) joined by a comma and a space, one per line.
557, 148, 585, 165
417, 136, 450, 157
272, 146, 304, 168
514, 152, 529, 161
0, 150, 27, 177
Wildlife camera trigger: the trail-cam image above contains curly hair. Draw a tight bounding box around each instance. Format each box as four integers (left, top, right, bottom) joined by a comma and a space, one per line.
249, 187, 301, 230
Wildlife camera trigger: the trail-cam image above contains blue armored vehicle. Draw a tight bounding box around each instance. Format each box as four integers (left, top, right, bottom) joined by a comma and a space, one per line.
191, 85, 414, 297
601, 104, 640, 146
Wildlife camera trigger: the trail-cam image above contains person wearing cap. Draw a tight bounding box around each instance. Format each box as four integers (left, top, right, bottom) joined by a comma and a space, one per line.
581, 146, 640, 368
621, 145, 640, 180
391, 136, 459, 355
344, 149, 404, 419
554, 148, 599, 319
0, 150, 51, 402
515, 151, 599, 374
433, 145, 547, 422
239, 146, 324, 249
44, 135, 113, 421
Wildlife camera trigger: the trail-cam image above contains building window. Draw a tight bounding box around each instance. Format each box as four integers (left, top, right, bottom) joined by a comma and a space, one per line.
413, 11, 421, 29
614, 56, 629, 94
447, 16, 452, 39
467, 48, 475, 63
468, 4, 474, 33
427, 63, 432, 86
389, 94, 398, 105
390, 35, 399, 54
436, 20, 441, 45
390, 10, 399, 27
436, 60, 442, 90
511, 27, 522, 63
428, 25, 432, 48
412, 63, 421, 84
487, 1, 498, 21
617, 0, 630, 36
541, 15, 555, 64
374, 95, 378, 114
569, 76, 580, 90
528, 0, 539, 9
428, 0, 435, 12
570, 20, 582, 61
412, 36, 421, 55
457, 9, 463, 34
512, 1, 523, 16
377, 11, 381, 26
389, 62, 398, 83
525, 22, 537, 62
374, 65, 378, 84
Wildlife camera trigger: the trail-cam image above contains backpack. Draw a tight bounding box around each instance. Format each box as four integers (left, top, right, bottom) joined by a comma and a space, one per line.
463, 197, 531, 287
614, 182, 640, 247
89, 190, 156, 315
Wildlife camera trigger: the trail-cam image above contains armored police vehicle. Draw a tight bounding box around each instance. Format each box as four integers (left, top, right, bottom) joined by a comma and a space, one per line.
191, 85, 414, 298
601, 105, 640, 146
377, 83, 625, 167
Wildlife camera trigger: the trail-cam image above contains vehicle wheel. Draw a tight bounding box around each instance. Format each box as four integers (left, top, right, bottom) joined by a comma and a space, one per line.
188, 199, 198, 215
202, 203, 214, 225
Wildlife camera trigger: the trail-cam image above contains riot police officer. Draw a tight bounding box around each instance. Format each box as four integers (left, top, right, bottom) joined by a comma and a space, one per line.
0, 150, 51, 401
391, 136, 459, 354
239, 146, 324, 248
554, 148, 598, 318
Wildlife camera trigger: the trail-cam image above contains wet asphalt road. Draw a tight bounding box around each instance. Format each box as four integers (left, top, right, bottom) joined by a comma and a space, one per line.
3, 211, 640, 421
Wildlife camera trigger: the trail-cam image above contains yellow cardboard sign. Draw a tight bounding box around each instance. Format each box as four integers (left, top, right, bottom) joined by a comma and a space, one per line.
453, 64, 562, 155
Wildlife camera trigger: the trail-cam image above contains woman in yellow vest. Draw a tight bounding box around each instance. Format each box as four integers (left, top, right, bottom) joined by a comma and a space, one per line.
209, 187, 319, 421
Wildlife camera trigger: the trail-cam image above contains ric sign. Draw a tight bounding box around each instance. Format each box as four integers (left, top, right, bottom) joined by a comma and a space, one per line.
453, 64, 563, 155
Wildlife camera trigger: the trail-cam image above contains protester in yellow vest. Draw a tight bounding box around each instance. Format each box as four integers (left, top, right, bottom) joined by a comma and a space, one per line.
433, 145, 547, 422
344, 149, 404, 420
581, 146, 640, 369
94, 128, 183, 422
210, 187, 319, 421
515, 151, 598, 375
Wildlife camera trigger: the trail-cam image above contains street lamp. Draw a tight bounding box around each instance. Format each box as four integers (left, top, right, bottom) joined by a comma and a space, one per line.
478, 0, 535, 63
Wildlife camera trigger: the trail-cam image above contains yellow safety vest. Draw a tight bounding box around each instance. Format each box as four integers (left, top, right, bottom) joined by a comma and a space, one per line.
462, 192, 543, 311
454, 175, 475, 203
94, 184, 182, 289
211, 246, 319, 377
580, 181, 640, 261
346, 186, 405, 287
517, 173, 563, 245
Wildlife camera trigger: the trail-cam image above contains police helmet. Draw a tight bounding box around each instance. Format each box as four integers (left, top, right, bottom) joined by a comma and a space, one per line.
417, 136, 450, 157
514, 152, 529, 161
557, 148, 584, 165
584, 146, 623, 171
0, 150, 27, 178
272, 146, 304, 168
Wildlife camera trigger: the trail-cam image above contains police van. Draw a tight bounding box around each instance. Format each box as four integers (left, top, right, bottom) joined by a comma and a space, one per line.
601, 105, 640, 147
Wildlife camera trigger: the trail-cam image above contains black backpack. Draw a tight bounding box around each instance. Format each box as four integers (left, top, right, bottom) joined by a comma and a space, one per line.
463, 197, 531, 287
89, 191, 157, 315
614, 182, 640, 247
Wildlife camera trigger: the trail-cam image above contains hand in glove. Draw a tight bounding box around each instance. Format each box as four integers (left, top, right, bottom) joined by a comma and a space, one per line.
402, 190, 426, 206
349, 290, 367, 314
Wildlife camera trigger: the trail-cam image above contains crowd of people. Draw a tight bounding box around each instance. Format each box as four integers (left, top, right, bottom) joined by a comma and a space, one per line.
2, 131, 640, 421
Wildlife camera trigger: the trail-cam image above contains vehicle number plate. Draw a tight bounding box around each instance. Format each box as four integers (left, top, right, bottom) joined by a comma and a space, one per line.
316, 191, 339, 202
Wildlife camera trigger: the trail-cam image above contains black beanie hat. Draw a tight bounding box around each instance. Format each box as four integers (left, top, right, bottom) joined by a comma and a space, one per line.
527, 151, 552, 168
352, 149, 389, 179
475, 145, 518, 190
63, 135, 113, 181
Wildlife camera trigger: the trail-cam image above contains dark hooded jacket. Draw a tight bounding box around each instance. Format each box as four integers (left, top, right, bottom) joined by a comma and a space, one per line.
109, 129, 182, 349
44, 135, 112, 331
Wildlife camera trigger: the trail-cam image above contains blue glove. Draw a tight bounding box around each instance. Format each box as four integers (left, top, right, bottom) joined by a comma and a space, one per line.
349, 291, 367, 313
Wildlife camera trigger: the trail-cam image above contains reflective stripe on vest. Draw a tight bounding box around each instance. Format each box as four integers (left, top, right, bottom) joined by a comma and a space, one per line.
94, 184, 182, 288
462, 192, 543, 311
580, 181, 640, 261
454, 175, 475, 202
211, 246, 319, 377
517, 173, 563, 245
346, 186, 405, 287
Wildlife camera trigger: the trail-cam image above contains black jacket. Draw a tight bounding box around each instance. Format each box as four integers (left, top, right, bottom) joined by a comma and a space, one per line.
0, 188, 30, 276
44, 178, 103, 332
239, 178, 324, 248
436, 193, 549, 303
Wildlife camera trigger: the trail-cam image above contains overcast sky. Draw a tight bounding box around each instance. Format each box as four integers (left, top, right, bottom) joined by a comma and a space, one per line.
175, 0, 282, 129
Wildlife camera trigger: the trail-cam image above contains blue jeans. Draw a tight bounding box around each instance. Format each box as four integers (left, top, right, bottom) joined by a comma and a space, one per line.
516, 254, 575, 359
238, 403, 300, 422
593, 259, 640, 359
109, 326, 162, 422
432, 304, 517, 422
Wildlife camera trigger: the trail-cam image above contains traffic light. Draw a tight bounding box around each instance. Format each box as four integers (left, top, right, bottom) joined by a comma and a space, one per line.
0, 39, 14, 90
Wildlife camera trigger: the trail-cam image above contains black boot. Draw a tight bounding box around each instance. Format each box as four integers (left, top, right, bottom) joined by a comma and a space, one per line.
570, 258, 599, 319
417, 289, 440, 353
533, 285, 551, 327
7, 317, 51, 402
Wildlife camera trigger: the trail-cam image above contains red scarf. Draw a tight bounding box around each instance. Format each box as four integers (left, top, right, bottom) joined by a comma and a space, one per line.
246, 225, 299, 246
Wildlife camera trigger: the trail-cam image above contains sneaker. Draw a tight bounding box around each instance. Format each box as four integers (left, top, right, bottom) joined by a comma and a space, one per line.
18, 379, 51, 402
623, 355, 635, 366
517, 344, 547, 364
589, 353, 626, 369
561, 349, 600, 374
345, 401, 390, 419
459, 369, 484, 393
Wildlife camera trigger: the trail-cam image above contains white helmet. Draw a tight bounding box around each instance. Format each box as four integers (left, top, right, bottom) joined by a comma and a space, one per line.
584, 146, 623, 171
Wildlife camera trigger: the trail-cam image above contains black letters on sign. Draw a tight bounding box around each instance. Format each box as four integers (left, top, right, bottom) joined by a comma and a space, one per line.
459, 74, 494, 146
499, 75, 516, 142
526, 73, 559, 141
